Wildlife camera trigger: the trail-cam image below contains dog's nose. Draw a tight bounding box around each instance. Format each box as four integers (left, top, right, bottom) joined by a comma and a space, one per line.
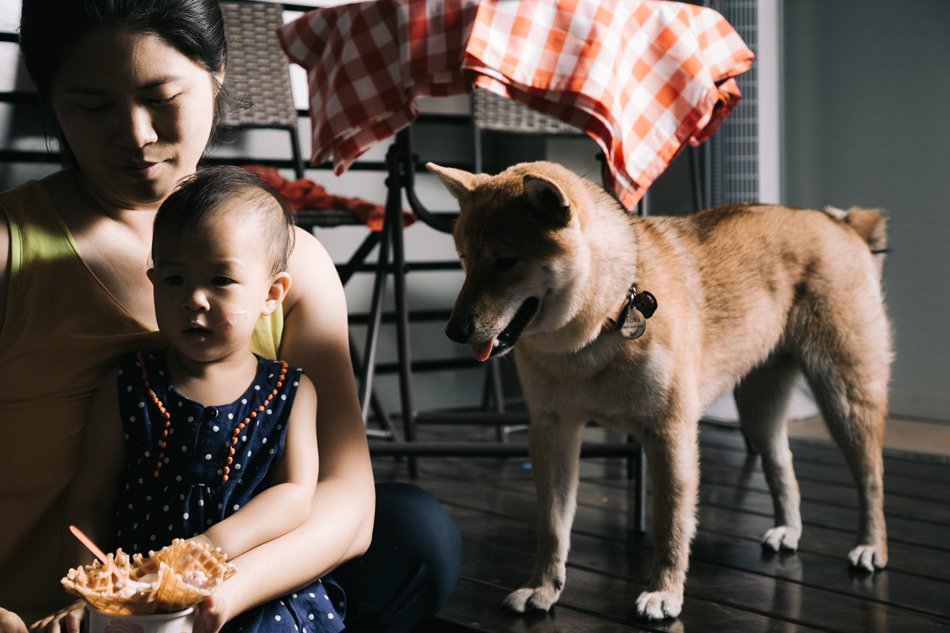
445, 318, 473, 343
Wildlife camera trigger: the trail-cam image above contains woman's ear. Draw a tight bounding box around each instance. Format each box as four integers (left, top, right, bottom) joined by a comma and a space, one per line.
261, 271, 292, 316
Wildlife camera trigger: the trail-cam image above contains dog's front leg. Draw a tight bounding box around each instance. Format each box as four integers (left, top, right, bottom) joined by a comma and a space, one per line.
636, 420, 700, 620
503, 412, 584, 613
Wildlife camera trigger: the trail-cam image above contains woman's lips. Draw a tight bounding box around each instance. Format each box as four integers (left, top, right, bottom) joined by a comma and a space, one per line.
123, 161, 161, 179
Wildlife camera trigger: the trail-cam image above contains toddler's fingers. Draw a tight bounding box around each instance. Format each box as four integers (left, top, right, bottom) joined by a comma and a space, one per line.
192, 597, 224, 633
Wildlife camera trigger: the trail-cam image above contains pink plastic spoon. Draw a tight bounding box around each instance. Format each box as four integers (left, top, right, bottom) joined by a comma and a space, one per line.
69, 524, 124, 578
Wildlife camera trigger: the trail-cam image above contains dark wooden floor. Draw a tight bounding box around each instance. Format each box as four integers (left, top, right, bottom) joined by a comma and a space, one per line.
372, 421, 950, 633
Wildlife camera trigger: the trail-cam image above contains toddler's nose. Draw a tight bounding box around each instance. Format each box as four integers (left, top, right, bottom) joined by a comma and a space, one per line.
183, 287, 211, 311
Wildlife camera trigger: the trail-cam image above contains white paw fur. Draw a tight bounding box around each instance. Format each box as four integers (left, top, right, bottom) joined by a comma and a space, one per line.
636, 590, 683, 620
849, 544, 887, 571
761, 525, 801, 551
503, 586, 561, 613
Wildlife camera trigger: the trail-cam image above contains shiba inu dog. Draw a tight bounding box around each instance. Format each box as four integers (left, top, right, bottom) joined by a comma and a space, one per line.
427, 161, 891, 621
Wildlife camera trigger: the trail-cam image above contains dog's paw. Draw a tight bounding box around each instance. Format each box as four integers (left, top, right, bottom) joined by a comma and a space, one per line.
761, 525, 801, 552
635, 590, 683, 620
502, 586, 560, 613
848, 544, 887, 572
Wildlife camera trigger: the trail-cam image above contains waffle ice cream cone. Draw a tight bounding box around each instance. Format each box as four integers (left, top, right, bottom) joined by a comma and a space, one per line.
62, 539, 235, 615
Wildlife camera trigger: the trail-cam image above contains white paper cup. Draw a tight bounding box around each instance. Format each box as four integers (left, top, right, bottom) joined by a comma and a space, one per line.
87, 607, 194, 633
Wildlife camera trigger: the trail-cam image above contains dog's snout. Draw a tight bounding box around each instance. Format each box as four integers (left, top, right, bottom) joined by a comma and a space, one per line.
445, 318, 473, 343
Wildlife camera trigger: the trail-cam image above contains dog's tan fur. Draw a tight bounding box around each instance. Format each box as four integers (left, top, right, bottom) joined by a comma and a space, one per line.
428, 161, 892, 621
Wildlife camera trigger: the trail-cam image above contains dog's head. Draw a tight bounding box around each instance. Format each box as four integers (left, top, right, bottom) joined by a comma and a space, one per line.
428, 161, 598, 361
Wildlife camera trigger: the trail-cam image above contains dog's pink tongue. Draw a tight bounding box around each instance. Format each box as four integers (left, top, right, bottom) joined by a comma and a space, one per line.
471, 340, 494, 363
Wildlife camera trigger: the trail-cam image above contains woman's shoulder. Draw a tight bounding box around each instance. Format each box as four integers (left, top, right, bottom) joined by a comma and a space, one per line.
0, 177, 57, 332
0, 173, 70, 235
288, 226, 335, 277
284, 228, 344, 309
0, 172, 63, 207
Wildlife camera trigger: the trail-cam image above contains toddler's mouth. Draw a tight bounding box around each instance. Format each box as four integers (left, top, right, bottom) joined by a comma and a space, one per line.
185, 325, 213, 338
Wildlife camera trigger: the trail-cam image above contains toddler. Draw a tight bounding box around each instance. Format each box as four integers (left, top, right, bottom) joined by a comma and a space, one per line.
63, 166, 343, 632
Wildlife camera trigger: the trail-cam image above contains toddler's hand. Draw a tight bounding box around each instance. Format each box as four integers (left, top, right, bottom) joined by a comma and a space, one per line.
27, 602, 84, 633
192, 596, 227, 633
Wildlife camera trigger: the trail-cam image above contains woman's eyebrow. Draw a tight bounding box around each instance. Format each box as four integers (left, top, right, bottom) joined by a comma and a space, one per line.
62, 76, 185, 95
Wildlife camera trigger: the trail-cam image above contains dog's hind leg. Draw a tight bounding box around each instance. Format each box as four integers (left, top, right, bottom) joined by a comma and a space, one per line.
503, 412, 584, 613
734, 353, 803, 551
805, 361, 889, 571
636, 416, 700, 620
800, 308, 890, 572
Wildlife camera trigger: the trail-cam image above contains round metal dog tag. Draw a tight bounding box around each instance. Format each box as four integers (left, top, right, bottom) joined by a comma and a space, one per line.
620, 306, 647, 340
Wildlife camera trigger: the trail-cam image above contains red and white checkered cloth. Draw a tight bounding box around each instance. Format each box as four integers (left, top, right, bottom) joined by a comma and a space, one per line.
278, 0, 753, 209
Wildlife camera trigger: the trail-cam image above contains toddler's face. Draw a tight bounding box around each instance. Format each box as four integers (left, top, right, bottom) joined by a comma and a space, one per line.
149, 216, 284, 363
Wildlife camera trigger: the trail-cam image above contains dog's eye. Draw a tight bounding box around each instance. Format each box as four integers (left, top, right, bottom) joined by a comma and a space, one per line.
495, 257, 519, 270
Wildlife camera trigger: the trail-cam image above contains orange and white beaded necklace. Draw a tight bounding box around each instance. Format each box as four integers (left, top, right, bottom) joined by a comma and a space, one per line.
136, 351, 289, 483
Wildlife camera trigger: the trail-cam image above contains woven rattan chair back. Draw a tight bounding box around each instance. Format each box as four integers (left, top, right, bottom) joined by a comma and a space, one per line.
471, 88, 582, 174
471, 88, 580, 135
220, 1, 304, 177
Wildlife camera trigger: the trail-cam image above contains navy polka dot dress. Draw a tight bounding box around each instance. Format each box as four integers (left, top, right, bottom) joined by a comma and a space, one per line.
113, 350, 345, 633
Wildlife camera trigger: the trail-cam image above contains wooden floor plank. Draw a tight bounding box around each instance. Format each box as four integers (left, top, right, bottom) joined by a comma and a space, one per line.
440, 577, 654, 632
701, 423, 950, 480
372, 422, 950, 632
696, 461, 950, 525
404, 474, 950, 633
698, 443, 950, 505
450, 506, 948, 633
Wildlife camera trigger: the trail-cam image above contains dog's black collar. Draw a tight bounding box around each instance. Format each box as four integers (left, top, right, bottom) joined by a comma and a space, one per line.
602, 283, 657, 340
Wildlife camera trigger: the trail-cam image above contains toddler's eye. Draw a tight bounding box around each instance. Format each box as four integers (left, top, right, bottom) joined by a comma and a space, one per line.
495, 257, 519, 270
163, 275, 183, 286
212, 276, 236, 286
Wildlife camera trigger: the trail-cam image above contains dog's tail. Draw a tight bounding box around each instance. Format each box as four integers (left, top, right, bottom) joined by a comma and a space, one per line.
823, 206, 888, 273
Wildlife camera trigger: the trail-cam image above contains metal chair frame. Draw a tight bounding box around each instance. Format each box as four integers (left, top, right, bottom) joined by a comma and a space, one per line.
218, 0, 398, 440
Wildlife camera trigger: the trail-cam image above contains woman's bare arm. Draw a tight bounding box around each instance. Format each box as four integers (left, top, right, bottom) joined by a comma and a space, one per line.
63, 369, 126, 564
210, 229, 375, 616
28, 372, 126, 633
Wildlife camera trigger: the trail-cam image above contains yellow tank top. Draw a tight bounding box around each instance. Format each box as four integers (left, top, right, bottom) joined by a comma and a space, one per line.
0, 181, 283, 618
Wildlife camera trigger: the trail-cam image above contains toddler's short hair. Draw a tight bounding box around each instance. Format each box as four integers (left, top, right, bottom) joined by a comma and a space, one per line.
154, 166, 296, 274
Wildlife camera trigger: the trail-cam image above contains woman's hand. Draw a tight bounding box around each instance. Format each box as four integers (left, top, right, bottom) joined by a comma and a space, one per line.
26, 602, 84, 633
192, 596, 228, 633
0, 608, 28, 633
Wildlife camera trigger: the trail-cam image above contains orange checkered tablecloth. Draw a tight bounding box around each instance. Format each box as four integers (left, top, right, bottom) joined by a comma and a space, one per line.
278, 0, 753, 209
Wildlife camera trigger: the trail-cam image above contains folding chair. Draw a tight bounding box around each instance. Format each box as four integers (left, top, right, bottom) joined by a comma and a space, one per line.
370, 91, 648, 530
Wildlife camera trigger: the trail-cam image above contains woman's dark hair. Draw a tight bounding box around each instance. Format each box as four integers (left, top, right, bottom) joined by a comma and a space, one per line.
154, 166, 296, 275
18, 0, 232, 161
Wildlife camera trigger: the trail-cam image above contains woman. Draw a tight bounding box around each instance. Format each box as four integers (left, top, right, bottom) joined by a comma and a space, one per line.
0, 1, 460, 632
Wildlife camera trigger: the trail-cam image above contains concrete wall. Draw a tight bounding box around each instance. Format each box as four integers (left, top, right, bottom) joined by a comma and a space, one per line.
782, 0, 950, 421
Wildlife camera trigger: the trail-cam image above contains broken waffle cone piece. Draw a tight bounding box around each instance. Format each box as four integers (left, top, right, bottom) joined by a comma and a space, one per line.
62, 539, 235, 615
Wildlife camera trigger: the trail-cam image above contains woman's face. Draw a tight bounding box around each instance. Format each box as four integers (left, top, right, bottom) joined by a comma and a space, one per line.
49, 29, 220, 211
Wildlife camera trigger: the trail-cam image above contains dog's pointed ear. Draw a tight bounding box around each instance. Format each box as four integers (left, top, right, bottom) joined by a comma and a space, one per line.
426, 163, 479, 202
523, 174, 571, 226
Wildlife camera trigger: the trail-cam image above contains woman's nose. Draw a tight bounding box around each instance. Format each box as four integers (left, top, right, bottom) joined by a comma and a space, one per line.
116, 103, 159, 149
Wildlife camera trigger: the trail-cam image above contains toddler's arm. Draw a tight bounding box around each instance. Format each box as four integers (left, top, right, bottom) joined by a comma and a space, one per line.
198, 373, 319, 559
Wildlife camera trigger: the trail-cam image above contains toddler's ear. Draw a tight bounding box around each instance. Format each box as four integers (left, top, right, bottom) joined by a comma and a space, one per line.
146, 268, 156, 285
262, 272, 292, 316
